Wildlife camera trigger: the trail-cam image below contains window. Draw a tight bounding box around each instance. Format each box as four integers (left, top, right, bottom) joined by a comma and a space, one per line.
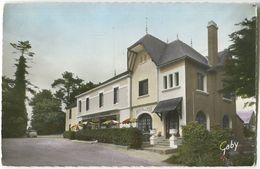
69, 124, 71, 131
86, 98, 89, 111
139, 79, 148, 96
175, 72, 179, 86
137, 113, 152, 133
69, 109, 72, 119
196, 111, 207, 128
78, 100, 82, 112
169, 74, 173, 88
222, 115, 230, 129
197, 73, 205, 91
99, 93, 103, 107
163, 76, 168, 89
114, 87, 119, 104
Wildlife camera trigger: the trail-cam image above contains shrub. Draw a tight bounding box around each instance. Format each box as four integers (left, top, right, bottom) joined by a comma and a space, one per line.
230, 153, 255, 166
243, 127, 255, 138
75, 128, 142, 148
173, 122, 232, 166
63, 131, 75, 140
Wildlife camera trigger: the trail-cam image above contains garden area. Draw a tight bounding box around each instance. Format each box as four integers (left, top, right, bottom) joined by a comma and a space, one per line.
164, 122, 256, 166
64, 121, 255, 166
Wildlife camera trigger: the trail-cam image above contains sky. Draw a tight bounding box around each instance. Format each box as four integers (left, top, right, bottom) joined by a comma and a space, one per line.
2, 2, 256, 114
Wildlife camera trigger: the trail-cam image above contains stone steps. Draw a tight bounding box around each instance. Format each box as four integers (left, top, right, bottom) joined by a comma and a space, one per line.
156, 137, 170, 146
142, 145, 178, 154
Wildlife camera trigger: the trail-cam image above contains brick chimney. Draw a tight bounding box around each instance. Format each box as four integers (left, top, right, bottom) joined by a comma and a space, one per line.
207, 21, 219, 66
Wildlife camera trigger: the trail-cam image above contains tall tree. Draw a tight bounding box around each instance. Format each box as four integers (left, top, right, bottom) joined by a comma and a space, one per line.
222, 17, 256, 99
52, 71, 98, 107
2, 76, 15, 137
30, 90, 65, 134
2, 41, 35, 137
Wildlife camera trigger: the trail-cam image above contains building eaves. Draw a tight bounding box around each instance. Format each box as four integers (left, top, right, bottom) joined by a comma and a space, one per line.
75, 70, 130, 98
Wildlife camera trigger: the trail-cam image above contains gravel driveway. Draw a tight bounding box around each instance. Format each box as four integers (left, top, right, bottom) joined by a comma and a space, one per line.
2, 137, 170, 166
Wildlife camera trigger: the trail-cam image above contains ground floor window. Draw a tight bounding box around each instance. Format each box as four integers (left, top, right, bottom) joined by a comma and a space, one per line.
137, 113, 152, 133
222, 115, 230, 129
196, 111, 206, 128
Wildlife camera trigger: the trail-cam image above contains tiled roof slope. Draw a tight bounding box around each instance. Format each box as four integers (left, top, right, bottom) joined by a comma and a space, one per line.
128, 34, 208, 66
160, 40, 208, 66
128, 34, 166, 65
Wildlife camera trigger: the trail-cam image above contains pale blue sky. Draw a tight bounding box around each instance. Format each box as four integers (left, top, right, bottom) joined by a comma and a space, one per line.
3, 2, 255, 92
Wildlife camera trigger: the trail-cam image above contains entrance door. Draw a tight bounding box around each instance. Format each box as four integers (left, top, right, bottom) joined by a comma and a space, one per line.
137, 113, 152, 141
165, 111, 179, 138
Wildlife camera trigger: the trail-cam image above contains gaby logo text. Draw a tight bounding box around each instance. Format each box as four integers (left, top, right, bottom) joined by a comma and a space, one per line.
219, 140, 239, 155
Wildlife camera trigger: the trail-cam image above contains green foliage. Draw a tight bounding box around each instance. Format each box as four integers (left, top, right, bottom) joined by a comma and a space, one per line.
2, 41, 35, 138
75, 128, 143, 148
63, 131, 76, 140
171, 122, 232, 166
223, 17, 256, 98
52, 71, 98, 106
230, 153, 255, 166
243, 127, 255, 138
30, 90, 65, 135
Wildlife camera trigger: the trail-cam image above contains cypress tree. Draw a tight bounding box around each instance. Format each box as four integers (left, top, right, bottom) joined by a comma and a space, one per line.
2, 41, 34, 137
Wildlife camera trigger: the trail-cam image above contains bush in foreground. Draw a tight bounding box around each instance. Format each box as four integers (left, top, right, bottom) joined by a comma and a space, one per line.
75, 128, 142, 149
165, 121, 232, 166
63, 131, 75, 140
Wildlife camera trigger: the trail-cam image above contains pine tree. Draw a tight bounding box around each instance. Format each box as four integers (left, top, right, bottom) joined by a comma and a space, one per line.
223, 17, 256, 99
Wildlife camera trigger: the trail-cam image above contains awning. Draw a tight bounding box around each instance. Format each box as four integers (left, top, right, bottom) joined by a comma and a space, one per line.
153, 97, 182, 120
81, 109, 119, 121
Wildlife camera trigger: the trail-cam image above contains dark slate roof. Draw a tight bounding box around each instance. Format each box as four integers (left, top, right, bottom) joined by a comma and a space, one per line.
160, 40, 208, 66
128, 34, 208, 67
98, 70, 130, 87
153, 97, 182, 113
75, 71, 130, 98
128, 34, 166, 65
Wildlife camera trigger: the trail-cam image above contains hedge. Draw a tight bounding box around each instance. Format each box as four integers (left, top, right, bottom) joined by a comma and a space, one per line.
75, 128, 143, 149
63, 131, 75, 140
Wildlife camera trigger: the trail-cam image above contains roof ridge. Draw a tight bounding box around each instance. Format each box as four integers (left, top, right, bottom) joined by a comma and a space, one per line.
146, 34, 167, 45
158, 39, 179, 63
179, 40, 208, 61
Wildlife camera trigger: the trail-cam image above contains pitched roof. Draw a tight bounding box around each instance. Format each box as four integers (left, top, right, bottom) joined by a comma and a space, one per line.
128, 34, 166, 65
128, 34, 208, 67
160, 40, 208, 66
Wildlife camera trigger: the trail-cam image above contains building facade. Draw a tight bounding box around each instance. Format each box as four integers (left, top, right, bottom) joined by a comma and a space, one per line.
65, 21, 244, 139
65, 104, 78, 131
